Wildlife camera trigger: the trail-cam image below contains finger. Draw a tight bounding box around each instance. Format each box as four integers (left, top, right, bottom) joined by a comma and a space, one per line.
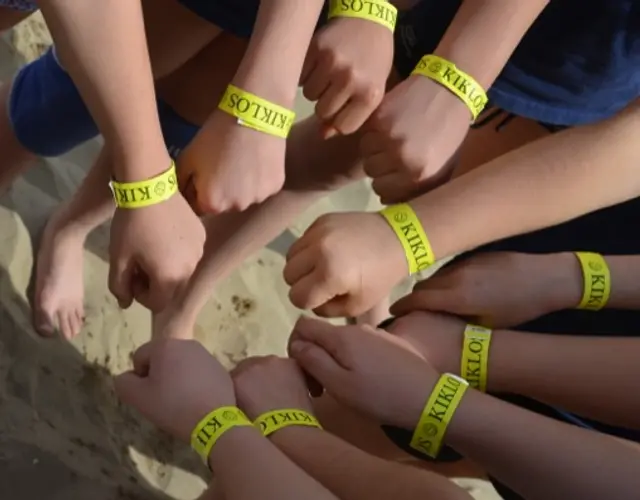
300, 47, 318, 86
331, 97, 375, 136
359, 130, 386, 157
283, 250, 316, 286
141, 275, 180, 313
303, 60, 332, 102
289, 339, 345, 390
315, 81, 351, 125
286, 225, 323, 260
288, 270, 337, 311
390, 289, 457, 316
313, 295, 360, 318
108, 258, 136, 309
291, 317, 347, 357
114, 371, 153, 413
363, 152, 396, 178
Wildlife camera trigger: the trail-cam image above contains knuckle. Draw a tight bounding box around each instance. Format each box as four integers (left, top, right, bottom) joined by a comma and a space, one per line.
360, 85, 383, 106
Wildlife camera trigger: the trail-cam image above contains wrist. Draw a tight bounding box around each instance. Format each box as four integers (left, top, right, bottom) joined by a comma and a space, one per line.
207, 425, 264, 470
545, 252, 583, 311
111, 144, 173, 183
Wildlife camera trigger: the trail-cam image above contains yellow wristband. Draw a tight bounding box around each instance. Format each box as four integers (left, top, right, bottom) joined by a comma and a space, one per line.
379, 203, 435, 274
574, 252, 611, 310
461, 324, 492, 393
328, 0, 398, 32
218, 84, 296, 139
191, 406, 254, 465
110, 161, 178, 209
410, 374, 468, 458
411, 55, 488, 121
254, 409, 322, 437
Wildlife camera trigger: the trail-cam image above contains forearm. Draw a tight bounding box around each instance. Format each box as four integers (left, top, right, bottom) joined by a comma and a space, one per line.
233, 0, 325, 106
38, 0, 168, 181
411, 100, 640, 261
544, 253, 640, 311
434, 0, 549, 87
209, 426, 335, 500
271, 426, 472, 500
489, 330, 640, 429
448, 390, 640, 500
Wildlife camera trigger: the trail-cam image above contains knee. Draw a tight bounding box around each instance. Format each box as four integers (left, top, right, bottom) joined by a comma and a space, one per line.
9, 47, 99, 157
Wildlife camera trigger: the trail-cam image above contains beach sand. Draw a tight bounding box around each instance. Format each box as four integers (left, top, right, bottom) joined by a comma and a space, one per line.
0, 14, 501, 499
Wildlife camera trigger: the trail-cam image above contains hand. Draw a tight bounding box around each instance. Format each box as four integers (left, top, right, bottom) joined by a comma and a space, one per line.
302, 17, 393, 138
361, 76, 471, 203
114, 339, 236, 443
232, 356, 315, 420
283, 212, 407, 317
391, 252, 583, 328
288, 317, 439, 429
381, 311, 466, 375
109, 193, 205, 312
178, 110, 286, 214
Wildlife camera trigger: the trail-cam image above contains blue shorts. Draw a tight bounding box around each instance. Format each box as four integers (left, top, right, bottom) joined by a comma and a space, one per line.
0, 0, 36, 11
9, 47, 199, 160
394, 0, 640, 126
177, 0, 329, 39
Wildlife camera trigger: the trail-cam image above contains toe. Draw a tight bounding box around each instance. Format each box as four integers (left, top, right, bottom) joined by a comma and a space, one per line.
33, 303, 58, 338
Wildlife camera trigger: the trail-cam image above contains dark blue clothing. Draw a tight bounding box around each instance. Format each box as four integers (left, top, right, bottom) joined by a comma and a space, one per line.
394, 0, 640, 125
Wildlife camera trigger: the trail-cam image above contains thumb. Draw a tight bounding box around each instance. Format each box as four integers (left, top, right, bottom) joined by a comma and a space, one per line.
108, 257, 136, 309
289, 339, 344, 391
114, 371, 154, 415
390, 289, 459, 316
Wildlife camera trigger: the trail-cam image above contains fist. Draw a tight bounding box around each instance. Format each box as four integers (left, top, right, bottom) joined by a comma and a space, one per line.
302, 16, 394, 137
283, 212, 407, 317
362, 76, 471, 203
115, 339, 235, 443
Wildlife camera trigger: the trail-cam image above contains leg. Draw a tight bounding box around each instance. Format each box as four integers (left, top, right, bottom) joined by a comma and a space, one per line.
33, 148, 115, 338
0, 78, 37, 191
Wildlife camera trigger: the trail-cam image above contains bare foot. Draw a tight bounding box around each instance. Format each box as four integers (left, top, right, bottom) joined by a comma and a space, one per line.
33, 204, 88, 339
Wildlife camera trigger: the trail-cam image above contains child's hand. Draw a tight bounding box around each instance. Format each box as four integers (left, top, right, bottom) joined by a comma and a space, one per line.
302, 16, 394, 138
115, 339, 236, 443
362, 76, 471, 203
289, 317, 439, 429
178, 110, 286, 214
283, 212, 407, 317
391, 252, 583, 328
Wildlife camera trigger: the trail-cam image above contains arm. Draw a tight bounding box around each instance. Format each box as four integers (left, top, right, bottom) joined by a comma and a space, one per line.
542, 253, 640, 311
270, 426, 472, 500
411, 100, 640, 260
488, 330, 640, 429
447, 389, 640, 500
208, 426, 336, 500
434, 0, 549, 87
37, 0, 170, 181
232, 0, 325, 107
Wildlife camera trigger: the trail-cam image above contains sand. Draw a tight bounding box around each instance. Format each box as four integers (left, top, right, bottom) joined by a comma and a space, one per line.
0, 13, 500, 500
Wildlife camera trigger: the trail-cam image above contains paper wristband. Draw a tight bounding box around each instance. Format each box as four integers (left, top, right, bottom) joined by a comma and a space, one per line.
191, 406, 254, 465
254, 409, 322, 437
461, 324, 492, 393
574, 252, 611, 311
218, 84, 296, 139
379, 203, 435, 274
328, 0, 398, 32
410, 374, 468, 458
110, 161, 178, 209
411, 55, 488, 121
